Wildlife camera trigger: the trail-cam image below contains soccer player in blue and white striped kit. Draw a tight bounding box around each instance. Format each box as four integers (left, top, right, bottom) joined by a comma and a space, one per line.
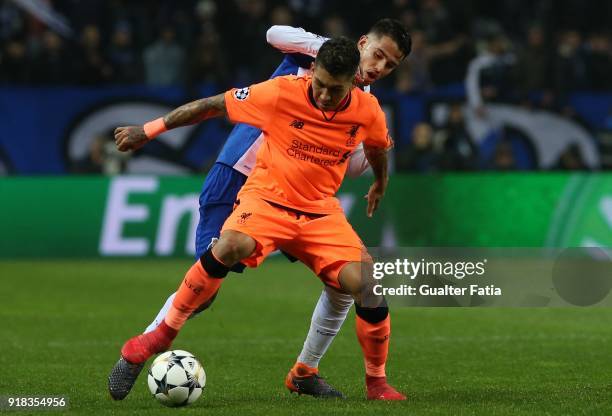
109, 18, 411, 400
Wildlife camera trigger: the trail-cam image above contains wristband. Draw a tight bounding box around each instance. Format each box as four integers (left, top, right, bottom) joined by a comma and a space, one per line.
143, 117, 167, 140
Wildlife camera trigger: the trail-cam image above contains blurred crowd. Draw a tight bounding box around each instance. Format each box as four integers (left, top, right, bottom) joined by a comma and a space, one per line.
1, 0, 611, 173
1, 0, 611, 92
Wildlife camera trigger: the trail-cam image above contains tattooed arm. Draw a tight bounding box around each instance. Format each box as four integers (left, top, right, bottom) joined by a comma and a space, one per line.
114, 93, 226, 152
363, 144, 389, 218
163, 93, 227, 128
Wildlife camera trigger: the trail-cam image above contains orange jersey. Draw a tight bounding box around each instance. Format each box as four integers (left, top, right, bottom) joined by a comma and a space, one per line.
224, 75, 391, 214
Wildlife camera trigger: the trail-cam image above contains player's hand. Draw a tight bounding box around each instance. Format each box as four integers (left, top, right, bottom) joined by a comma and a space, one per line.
114, 126, 149, 152
365, 180, 386, 218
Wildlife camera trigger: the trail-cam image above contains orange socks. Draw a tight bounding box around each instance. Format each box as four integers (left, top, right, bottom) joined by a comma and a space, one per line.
355, 314, 390, 377
165, 260, 223, 330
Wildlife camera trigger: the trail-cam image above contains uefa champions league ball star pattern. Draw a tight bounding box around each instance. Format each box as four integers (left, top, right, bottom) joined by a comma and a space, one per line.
147, 350, 206, 407
233, 87, 250, 101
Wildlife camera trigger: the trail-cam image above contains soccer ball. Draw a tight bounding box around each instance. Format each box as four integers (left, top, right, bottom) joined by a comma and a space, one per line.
147, 350, 206, 407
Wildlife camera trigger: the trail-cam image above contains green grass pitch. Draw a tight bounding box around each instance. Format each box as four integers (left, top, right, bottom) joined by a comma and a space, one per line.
1, 259, 611, 415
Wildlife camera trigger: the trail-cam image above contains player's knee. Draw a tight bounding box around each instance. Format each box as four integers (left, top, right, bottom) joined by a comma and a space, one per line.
337, 262, 363, 296
355, 303, 389, 324
212, 231, 255, 265
337, 262, 381, 306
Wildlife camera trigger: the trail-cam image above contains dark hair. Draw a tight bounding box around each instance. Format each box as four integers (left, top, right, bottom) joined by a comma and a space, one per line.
368, 18, 412, 58
315, 36, 360, 79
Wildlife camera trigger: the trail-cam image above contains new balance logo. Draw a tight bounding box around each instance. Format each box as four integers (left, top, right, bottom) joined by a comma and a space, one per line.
290, 120, 305, 129
316, 329, 336, 337
237, 212, 252, 224
338, 150, 351, 164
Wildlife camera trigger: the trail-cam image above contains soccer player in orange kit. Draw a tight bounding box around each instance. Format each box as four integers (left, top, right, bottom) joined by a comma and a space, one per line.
109, 37, 405, 401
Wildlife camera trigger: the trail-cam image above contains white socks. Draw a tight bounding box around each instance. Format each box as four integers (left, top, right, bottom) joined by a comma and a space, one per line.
297, 286, 354, 368
144, 293, 176, 334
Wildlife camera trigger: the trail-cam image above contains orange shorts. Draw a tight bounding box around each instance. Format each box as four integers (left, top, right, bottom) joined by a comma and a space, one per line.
220, 195, 368, 289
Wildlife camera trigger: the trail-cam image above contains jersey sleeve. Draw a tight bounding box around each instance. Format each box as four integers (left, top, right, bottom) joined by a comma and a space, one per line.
346, 143, 371, 177
266, 25, 328, 57
364, 104, 393, 149
224, 78, 281, 130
